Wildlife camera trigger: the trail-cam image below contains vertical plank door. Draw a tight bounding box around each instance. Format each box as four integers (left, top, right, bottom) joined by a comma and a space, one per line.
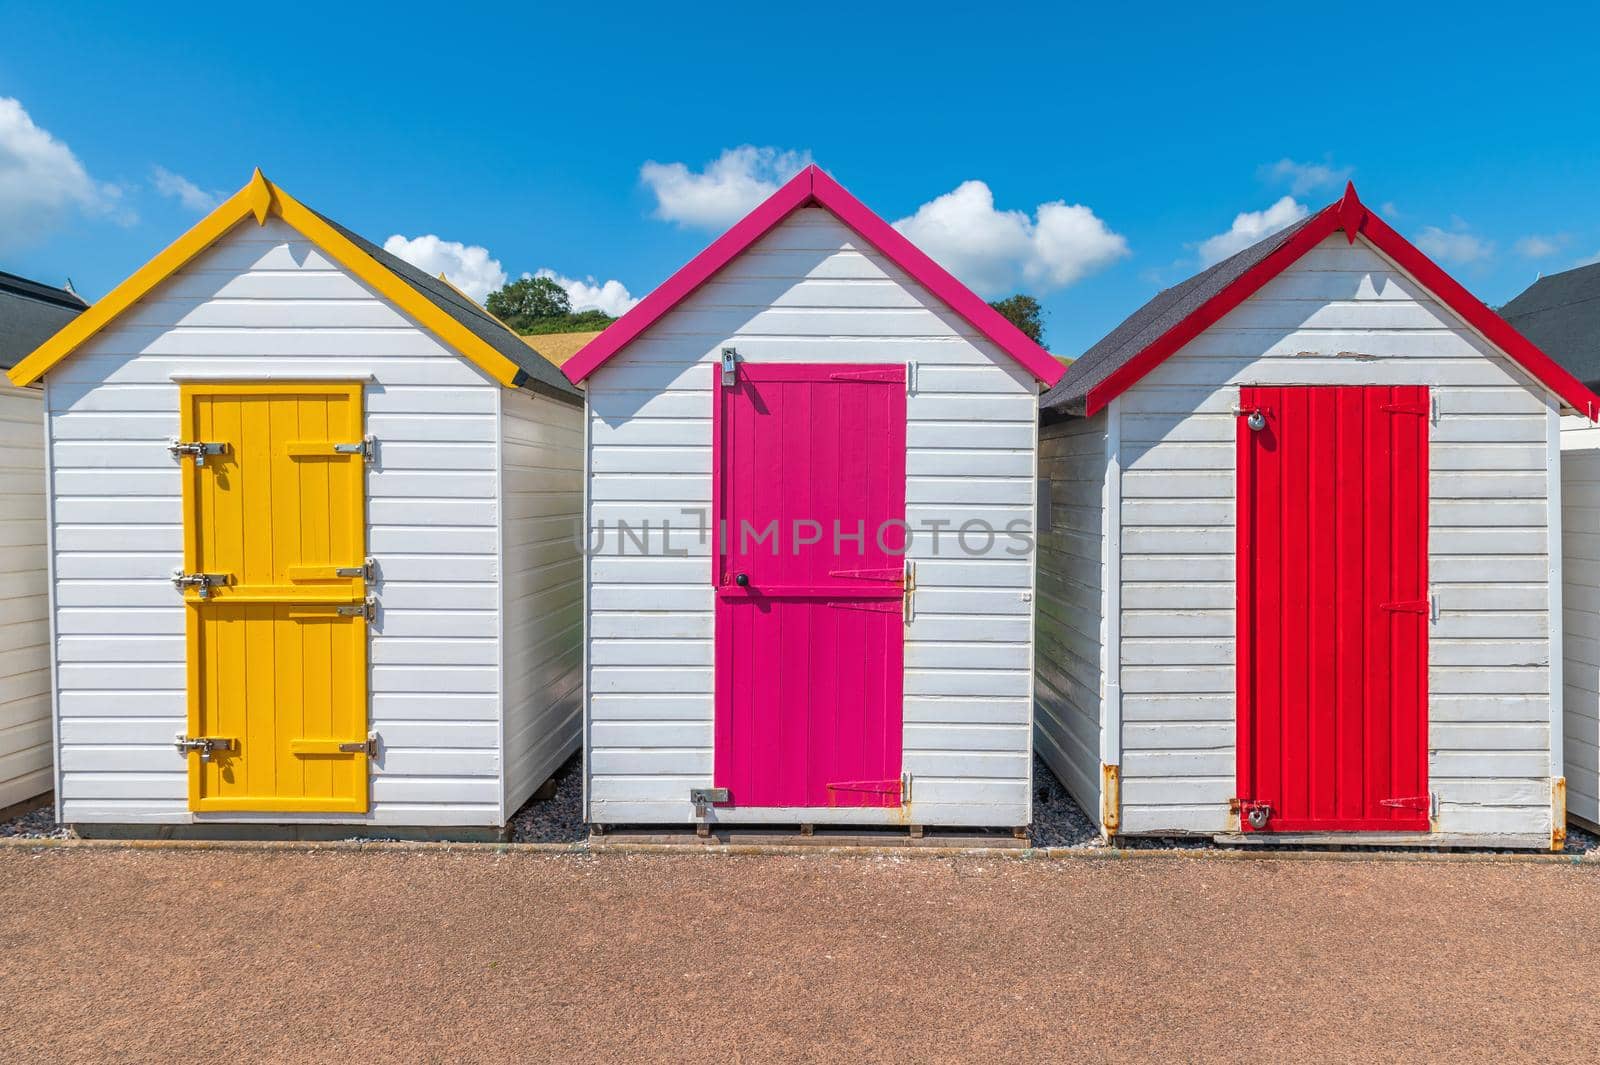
1236, 385, 1430, 832
181, 382, 372, 813
714, 363, 907, 808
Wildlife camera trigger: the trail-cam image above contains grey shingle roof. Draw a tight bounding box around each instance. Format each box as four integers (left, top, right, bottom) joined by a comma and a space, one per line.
0, 270, 87, 373
310, 211, 580, 403
1499, 262, 1600, 390
1040, 214, 1317, 416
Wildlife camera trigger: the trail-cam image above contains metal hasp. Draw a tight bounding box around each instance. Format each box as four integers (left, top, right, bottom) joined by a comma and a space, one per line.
337, 733, 379, 756
333, 436, 376, 463
335, 558, 376, 580
720, 347, 738, 387
1244, 802, 1271, 830
690, 787, 729, 817
175, 735, 234, 763
169, 440, 228, 467
172, 571, 231, 599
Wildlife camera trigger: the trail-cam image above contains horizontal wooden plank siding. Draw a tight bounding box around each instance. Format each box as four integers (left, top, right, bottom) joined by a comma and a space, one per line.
500, 388, 583, 814
47, 219, 506, 826
1118, 234, 1556, 844
585, 208, 1035, 827
1034, 413, 1105, 825
0, 384, 51, 810
1561, 416, 1600, 827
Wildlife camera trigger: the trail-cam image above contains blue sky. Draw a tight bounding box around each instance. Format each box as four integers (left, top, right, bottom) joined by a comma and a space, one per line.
3, 1, 1599, 355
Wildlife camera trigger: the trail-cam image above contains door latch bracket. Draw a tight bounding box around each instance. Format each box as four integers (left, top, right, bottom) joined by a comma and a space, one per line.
175, 735, 235, 762
169, 440, 228, 466
172, 571, 231, 599
690, 787, 730, 816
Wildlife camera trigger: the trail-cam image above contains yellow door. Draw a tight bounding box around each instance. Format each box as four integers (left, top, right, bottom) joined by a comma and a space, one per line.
179, 382, 372, 813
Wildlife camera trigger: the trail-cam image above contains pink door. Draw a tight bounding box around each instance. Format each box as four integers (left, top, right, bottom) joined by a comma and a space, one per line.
714, 363, 907, 808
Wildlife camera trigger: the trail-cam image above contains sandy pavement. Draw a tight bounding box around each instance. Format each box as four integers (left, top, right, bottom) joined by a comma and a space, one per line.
0, 847, 1595, 1063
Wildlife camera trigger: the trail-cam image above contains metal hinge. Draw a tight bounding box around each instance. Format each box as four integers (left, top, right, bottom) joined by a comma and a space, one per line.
172, 571, 231, 599
175, 735, 234, 762
337, 732, 379, 756
690, 787, 729, 816
903, 560, 916, 624
1379, 793, 1433, 813
334, 558, 376, 580
335, 597, 378, 620
168, 440, 229, 466
1381, 595, 1437, 621
333, 436, 376, 463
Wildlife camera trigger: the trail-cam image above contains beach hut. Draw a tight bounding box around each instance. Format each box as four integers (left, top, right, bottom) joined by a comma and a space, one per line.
1502, 262, 1600, 832
0, 271, 86, 814
562, 165, 1065, 834
1035, 184, 1599, 850
6, 171, 583, 837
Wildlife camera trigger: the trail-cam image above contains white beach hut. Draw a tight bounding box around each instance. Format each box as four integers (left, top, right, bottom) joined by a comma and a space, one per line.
7, 171, 584, 837
561, 166, 1065, 835
1502, 261, 1600, 833
0, 271, 86, 813
1035, 185, 1598, 850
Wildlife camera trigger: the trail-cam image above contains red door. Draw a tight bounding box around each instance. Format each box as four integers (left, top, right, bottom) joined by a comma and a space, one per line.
1237, 385, 1430, 833
713, 363, 907, 808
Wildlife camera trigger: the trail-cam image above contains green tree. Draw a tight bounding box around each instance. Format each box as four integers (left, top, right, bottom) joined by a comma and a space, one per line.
988, 293, 1045, 345
486, 276, 571, 321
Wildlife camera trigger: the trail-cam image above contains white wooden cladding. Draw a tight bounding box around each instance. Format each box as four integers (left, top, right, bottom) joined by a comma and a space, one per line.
1095, 234, 1558, 845
500, 388, 584, 813
0, 384, 51, 811
1033, 413, 1106, 826
584, 208, 1037, 827
44, 219, 581, 826
1560, 417, 1600, 827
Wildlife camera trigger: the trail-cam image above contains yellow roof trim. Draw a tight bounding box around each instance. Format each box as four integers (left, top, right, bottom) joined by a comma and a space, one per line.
7, 170, 524, 389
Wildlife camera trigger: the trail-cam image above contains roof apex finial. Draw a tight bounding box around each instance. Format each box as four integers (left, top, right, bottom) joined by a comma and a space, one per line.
1336, 181, 1366, 244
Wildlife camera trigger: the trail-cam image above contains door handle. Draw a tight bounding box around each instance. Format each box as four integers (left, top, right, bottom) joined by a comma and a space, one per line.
734, 572, 749, 587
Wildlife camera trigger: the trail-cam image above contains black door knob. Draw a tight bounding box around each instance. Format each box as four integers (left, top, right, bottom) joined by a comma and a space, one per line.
734, 572, 749, 587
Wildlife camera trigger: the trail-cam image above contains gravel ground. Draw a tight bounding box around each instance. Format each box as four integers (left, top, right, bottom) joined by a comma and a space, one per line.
1, 847, 1597, 1063
507, 753, 585, 843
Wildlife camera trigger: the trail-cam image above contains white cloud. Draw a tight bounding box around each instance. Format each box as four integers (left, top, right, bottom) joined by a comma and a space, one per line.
383, 234, 508, 303
1514, 234, 1565, 259
1416, 224, 1494, 265
380, 231, 637, 316
151, 166, 222, 212
891, 180, 1127, 295
533, 269, 639, 316
1195, 196, 1309, 266
640, 145, 812, 228
1260, 157, 1352, 196
0, 96, 131, 252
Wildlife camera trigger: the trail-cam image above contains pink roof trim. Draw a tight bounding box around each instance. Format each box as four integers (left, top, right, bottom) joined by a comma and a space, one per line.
562, 166, 1065, 387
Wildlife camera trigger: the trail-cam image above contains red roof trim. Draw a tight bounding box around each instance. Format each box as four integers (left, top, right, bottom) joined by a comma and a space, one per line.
1084, 183, 1600, 420
563, 166, 1064, 387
